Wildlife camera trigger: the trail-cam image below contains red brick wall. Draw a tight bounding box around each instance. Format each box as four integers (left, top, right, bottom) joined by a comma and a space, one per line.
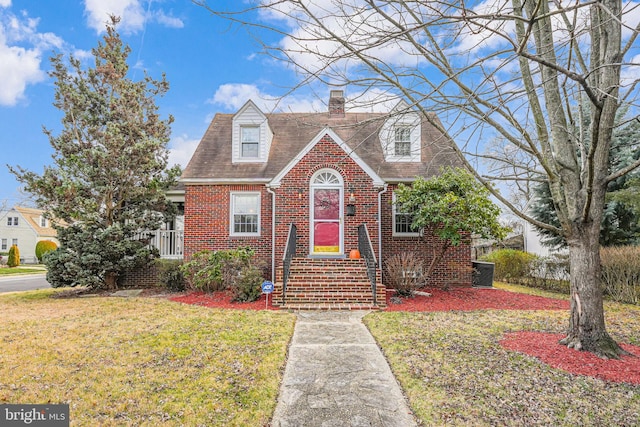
380, 184, 472, 287
184, 184, 273, 269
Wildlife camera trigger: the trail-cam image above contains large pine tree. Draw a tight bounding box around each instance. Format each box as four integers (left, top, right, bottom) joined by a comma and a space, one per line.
10, 17, 180, 290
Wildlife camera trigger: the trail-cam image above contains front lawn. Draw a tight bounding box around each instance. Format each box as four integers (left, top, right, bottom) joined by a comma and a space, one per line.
0, 290, 295, 426
365, 287, 640, 426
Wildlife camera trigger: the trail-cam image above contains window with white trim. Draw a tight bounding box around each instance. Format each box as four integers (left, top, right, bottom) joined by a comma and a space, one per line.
1, 239, 7, 251
40, 216, 48, 227
11, 238, 18, 247
230, 192, 260, 236
393, 193, 420, 236
7, 217, 18, 226
394, 126, 411, 156
240, 126, 260, 158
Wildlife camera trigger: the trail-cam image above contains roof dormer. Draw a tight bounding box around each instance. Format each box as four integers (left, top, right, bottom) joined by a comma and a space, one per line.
232, 100, 273, 163
379, 100, 421, 162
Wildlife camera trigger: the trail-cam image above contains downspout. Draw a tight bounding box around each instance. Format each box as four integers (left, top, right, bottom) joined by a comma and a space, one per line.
377, 183, 388, 283
266, 185, 276, 282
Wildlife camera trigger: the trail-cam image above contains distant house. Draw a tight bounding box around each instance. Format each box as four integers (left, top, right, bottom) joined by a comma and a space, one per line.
0, 206, 59, 263
174, 90, 472, 308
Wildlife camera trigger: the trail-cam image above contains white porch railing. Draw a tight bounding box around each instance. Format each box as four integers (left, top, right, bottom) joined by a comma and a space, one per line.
140, 230, 184, 259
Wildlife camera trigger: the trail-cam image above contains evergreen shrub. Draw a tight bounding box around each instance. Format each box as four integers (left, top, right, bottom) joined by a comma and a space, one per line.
35, 240, 58, 262
180, 247, 255, 293
7, 245, 20, 267
155, 259, 185, 291
480, 249, 537, 281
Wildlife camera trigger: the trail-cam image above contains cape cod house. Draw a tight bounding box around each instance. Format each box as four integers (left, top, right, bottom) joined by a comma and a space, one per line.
0, 206, 59, 264
178, 90, 471, 309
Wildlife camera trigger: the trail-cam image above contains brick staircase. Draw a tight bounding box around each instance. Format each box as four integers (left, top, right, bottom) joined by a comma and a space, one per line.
273, 258, 386, 310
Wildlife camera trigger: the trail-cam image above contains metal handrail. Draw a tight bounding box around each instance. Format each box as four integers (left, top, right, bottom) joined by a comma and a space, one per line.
357, 224, 378, 305
282, 223, 297, 300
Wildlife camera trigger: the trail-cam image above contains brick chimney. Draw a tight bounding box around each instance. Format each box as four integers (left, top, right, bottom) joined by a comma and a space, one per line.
328, 90, 345, 118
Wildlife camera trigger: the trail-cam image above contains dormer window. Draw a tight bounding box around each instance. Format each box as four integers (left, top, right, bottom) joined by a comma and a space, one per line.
394, 127, 411, 156
241, 126, 260, 158
232, 100, 273, 163
379, 100, 421, 162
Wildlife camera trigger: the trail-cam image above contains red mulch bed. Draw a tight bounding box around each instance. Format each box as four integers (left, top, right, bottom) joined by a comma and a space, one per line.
169, 287, 640, 385
500, 332, 640, 385
386, 287, 570, 311
169, 291, 279, 311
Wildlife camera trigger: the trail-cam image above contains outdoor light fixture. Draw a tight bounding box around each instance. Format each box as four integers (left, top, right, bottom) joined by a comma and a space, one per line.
346, 185, 356, 216
298, 189, 303, 199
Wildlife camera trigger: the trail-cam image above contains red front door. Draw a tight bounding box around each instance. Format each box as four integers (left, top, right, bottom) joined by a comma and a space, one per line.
312, 188, 341, 253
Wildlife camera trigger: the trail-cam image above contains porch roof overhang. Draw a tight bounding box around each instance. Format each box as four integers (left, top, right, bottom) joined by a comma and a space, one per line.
269, 127, 385, 188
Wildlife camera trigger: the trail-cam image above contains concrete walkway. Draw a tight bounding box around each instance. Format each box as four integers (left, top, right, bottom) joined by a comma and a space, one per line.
271, 311, 418, 427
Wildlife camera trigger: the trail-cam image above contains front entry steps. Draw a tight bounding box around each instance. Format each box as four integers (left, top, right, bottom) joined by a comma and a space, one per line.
273, 258, 386, 310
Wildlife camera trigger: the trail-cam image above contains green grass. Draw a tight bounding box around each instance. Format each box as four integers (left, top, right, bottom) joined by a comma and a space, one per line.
364, 286, 640, 426
0, 290, 295, 426
0, 266, 47, 276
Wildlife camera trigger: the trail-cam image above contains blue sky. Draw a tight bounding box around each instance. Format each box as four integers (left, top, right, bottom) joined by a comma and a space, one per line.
0, 0, 312, 207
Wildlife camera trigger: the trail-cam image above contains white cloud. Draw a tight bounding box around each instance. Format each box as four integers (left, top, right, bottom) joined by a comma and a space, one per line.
168, 135, 200, 168
209, 83, 400, 114
0, 0, 10, 8
0, 9, 62, 106
83, 0, 184, 34
154, 10, 184, 29
84, 0, 146, 34
0, 43, 44, 105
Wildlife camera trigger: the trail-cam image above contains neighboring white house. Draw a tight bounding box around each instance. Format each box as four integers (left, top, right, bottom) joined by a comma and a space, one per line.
0, 206, 59, 263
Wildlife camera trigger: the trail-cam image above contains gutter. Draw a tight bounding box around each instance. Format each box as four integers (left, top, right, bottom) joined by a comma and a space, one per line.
266, 185, 276, 282
377, 183, 388, 283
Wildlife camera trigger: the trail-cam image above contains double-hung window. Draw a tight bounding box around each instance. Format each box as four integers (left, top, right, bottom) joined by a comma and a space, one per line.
394, 126, 411, 156
7, 217, 18, 226
240, 126, 260, 158
1, 239, 7, 251
230, 192, 260, 236
393, 193, 420, 236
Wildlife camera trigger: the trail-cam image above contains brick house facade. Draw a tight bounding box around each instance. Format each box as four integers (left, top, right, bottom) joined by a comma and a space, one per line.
180, 91, 472, 307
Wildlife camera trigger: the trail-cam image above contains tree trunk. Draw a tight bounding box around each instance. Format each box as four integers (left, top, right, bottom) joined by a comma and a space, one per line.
560, 222, 630, 359
105, 272, 119, 291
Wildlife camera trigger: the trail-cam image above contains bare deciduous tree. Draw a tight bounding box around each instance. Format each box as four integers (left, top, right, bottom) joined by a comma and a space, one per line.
196, 0, 640, 358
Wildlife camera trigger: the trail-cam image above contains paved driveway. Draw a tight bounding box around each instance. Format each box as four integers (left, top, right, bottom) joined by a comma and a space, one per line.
0, 274, 51, 293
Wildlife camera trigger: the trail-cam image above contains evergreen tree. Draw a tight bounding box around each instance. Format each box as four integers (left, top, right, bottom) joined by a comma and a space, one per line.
530, 110, 640, 248
10, 17, 180, 290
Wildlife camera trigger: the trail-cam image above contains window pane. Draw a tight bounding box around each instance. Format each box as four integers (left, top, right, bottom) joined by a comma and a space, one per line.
1, 239, 6, 250
394, 127, 411, 156
241, 126, 259, 142
232, 194, 259, 234
242, 142, 259, 157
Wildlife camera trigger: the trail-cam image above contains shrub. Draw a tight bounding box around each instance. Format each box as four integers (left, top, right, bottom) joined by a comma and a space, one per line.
525, 254, 570, 294
600, 246, 640, 305
384, 252, 425, 297
155, 259, 185, 292
35, 240, 58, 263
7, 245, 20, 268
480, 249, 537, 282
180, 247, 254, 292
228, 262, 265, 302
